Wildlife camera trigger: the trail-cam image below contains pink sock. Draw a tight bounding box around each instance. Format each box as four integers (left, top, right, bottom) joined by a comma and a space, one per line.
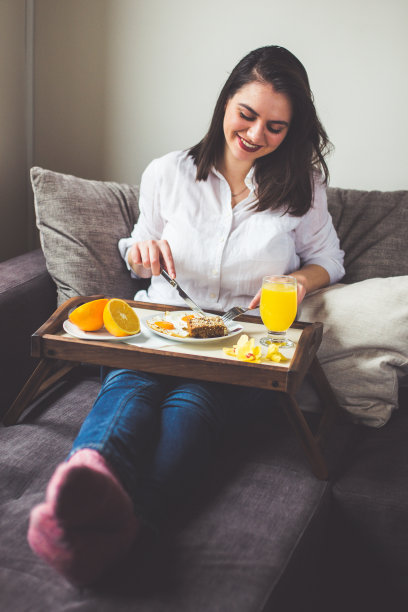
27, 449, 140, 585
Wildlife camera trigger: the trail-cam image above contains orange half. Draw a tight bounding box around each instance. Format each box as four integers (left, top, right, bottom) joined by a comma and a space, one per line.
68, 298, 109, 331
103, 299, 140, 337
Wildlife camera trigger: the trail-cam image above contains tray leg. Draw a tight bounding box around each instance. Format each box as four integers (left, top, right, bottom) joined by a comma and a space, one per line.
2, 359, 77, 426
282, 393, 329, 480
307, 357, 344, 443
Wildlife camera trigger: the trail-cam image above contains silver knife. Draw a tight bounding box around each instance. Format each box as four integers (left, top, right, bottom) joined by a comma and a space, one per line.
160, 268, 206, 317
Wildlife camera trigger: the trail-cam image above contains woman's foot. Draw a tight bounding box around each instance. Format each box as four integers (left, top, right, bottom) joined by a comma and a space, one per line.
27, 449, 140, 585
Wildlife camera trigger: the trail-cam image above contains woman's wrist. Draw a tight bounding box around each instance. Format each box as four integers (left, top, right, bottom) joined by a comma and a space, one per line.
290, 265, 330, 302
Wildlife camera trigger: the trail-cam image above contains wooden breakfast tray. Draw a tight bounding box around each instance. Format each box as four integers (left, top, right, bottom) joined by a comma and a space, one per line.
3, 297, 342, 479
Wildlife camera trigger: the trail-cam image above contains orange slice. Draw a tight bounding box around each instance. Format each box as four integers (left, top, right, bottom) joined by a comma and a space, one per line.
68, 298, 109, 331
103, 299, 140, 337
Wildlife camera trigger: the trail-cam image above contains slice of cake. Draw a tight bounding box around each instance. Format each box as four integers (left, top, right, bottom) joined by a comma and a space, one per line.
186, 315, 228, 338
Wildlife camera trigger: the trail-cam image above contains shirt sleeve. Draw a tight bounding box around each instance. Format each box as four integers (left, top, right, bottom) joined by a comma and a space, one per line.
294, 177, 345, 284
118, 158, 165, 275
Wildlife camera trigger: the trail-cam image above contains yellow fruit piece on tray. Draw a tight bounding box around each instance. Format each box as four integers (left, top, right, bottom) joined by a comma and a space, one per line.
223, 334, 262, 363
265, 343, 288, 362
103, 299, 140, 336
68, 298, 109, 331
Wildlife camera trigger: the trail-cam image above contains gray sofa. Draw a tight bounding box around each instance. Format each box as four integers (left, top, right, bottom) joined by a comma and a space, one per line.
0, 170, 407, 611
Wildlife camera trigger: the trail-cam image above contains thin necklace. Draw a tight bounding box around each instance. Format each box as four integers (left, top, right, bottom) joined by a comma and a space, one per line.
231, 185, 248, 197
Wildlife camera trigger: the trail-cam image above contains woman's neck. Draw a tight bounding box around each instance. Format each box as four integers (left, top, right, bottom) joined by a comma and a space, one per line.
217, 148, 252, 197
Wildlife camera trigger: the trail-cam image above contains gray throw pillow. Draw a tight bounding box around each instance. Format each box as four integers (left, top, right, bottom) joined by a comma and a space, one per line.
31, 167, 141, 305
327, 188, 408, 283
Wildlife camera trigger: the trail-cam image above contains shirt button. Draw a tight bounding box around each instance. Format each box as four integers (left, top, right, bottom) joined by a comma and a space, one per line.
209, 293, 216, 299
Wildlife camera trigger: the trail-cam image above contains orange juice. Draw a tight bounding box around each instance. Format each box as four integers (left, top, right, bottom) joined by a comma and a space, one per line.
260, 282, 297, 331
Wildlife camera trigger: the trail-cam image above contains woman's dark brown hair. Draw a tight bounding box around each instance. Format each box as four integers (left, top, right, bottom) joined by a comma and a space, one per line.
188, 46, 332, 216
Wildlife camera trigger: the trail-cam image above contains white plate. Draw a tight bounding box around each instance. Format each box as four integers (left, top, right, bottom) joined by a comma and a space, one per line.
63, 319, 141, 342
143, 311, 243, 344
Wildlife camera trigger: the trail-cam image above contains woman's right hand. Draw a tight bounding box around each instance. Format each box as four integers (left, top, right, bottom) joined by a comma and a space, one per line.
127, 239, 176, 278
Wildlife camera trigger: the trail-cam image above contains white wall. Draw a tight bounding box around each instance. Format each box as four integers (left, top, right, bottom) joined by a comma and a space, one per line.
34, 0, 408, 191
34, 0, 107, 180
0, 0, 27, 261
100, 0, 408, 190
1, 0, 406, 261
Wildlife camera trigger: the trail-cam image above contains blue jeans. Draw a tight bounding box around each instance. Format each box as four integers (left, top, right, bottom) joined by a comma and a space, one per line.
70, 369, 276, 528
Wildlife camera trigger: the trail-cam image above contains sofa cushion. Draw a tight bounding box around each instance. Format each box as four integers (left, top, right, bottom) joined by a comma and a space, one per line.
298, 276, 408, 427
330, 404, 408, 602
327, 187, 408, 283
31, 167, 141, 306
0, 374, 333, 611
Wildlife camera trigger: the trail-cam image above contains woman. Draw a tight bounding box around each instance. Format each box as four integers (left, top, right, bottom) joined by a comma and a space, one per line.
28, 46, 344, 586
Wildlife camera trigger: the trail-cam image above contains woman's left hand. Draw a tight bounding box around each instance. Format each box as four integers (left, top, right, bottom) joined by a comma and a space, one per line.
296, 281, 307, 304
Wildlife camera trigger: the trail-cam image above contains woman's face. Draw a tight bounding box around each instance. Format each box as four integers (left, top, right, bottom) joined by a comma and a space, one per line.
222, 80, 292, 170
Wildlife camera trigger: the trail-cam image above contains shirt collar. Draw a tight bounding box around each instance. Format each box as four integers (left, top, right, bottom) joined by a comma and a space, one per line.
244, 166, 255, 190
211, 165, 256, 192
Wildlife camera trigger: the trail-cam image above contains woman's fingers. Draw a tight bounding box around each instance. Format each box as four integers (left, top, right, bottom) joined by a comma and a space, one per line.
248, 288, 261, 309
128, 240, 175, 277
147, 241, 162, 276
139, 241, 153, 270
296, 281, 306, 304
157, 241, 176, 278
128, 243, 142, 267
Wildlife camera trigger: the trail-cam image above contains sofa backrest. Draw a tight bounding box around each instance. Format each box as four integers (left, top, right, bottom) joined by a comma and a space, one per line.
31, 167, 408, 304
327, 187, 408, 284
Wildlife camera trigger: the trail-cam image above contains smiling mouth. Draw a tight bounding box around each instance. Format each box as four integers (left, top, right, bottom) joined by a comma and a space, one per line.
237, 135, 262, 153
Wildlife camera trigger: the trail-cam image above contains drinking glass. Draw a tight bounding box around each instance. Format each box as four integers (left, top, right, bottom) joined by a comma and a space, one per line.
259, 275, 297, 347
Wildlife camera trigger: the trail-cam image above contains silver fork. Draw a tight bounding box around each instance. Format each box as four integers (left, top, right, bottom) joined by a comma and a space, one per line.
221, 306, 248, 325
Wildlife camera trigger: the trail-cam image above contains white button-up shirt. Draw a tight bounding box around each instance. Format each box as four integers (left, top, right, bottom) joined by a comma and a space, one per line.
118, 150, 344, 312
